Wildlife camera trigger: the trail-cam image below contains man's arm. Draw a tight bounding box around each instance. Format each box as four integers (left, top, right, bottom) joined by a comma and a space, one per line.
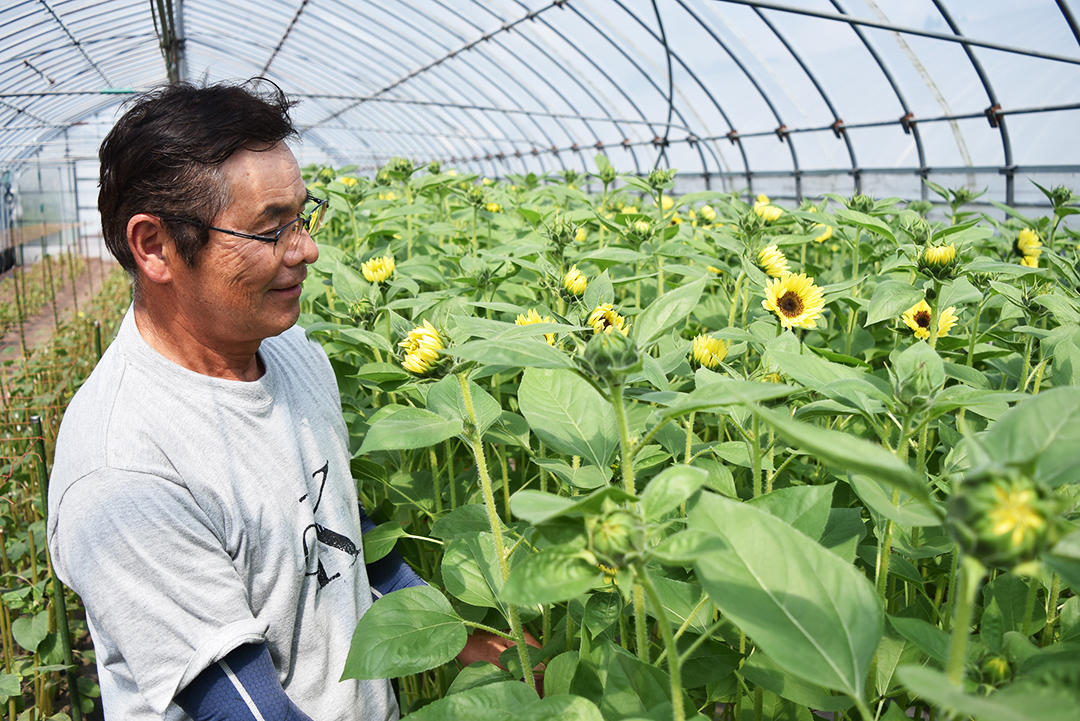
175, 644, 313, 721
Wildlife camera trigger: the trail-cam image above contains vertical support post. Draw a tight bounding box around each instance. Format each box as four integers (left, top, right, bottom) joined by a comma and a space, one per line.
30, 416, 83, 721
93, 322, 102, 362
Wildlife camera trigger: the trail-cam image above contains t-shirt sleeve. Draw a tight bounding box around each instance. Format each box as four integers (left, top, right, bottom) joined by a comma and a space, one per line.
50, 469, 268, 716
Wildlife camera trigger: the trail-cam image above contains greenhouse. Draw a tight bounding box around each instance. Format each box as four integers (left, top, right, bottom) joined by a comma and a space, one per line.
0, 1, 1078, 720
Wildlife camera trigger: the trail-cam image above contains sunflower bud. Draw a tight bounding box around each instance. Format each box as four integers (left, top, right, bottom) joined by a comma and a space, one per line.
427, 160, 442, 175
563, 265, 588, 296
647, 168, 676, 190
946, 469, 1059, 569
980, 655, 1010, 685
584, 327, 641, 383
691, 333, 728, 369
587, 503, 645, 566
918, 243, 959, 279
847, 193, 875, 214
547, 217, 577, 249
598, 165, 618, 186
348, 298, 376, 325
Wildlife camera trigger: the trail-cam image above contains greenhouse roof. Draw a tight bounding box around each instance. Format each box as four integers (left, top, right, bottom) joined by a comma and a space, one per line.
2, 0, 1079, 204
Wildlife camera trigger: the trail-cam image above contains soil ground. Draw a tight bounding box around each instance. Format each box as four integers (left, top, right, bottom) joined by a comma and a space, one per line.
0, 257, 119, 363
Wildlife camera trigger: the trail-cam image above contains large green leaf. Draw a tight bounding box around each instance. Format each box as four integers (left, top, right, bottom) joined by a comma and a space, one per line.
510, 487, 638, 525
357, 407, 462, 454
501, 544, 603, 605
898, 665, 1080, 721
864, 280, 926, 326
570, 639, 683, 721
518, 368, 619, 469
687, 493, 883, 700
405, 680, 539, 721
748, 483, 835, 541
426, 375, 502, 438
11, 611, 49, 654
739, 653, 853, 712
443, 337, 575, 370
745, 402, 935, 511
981, 386, 1080, 487
640, 465, 708, 520
442, 532, 504, 609
634, 274, 708, 349
341, 586, 466, 679
660, 379, 798, 419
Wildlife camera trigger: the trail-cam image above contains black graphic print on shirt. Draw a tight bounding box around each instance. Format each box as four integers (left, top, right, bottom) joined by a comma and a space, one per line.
299, 461, 360, 590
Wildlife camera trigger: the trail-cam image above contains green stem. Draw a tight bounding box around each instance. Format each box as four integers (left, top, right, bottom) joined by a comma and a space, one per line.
1021, 573, 1039, 637
751, 414, 762, 499
727, 271, 745, 328
657, 254, 665, 298
946, 556, 985, 685
683, 412, 695, 464
445, 439, 457, 510
633, 582, 649, 662
430, 447, 443, 514
966, 295, 985, 367
1041, 573, 1062, 646
610, 382, 636, 496
635, 563, 684, 720
456, 373, 536, 691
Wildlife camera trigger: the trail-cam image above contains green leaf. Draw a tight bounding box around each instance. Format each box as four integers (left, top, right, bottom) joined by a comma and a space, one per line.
426, 376, 502, 438
865, 281, 926, 326
518, 368, 619, 469
661, 379, 798, 418
442, 533, 504, 610
341, 586, 466, 679
1045, 530, 1080, 593
739, 653, 853, 712
510, 487, 638, 525
749, 483, 835, 541
847, 474, 942, 527
835, 208, 896, 243
362, 522, 406, 563
634, 274, 709, 349
640, 465, 708, 520
531, 458, 612, 490
332, 261, 368, 303
501, 544, 603, 605
358, 408, 463, 454
898, 664, 1080, 721
0, 673, 19, 699
405, 680, 539, 721
584, 270, 615, 309
687, 493, 884, 700
570, 639, 682, 720
443, 338, 575, 370
886, 615, 949, 664
517, 695, 604, 721
746, 403, 935, 511
649, 529, 727, 565
11, 611, 49, 653
981, 386, 1080, 487
431, 504, 503, 542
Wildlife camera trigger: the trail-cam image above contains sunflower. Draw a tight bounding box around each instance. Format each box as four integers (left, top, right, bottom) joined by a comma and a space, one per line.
485, 202, 503, 213
1014, 228, 1042, 267
699, 204, 717, 223
901, 300, 959, 340
691, 333, 728, 369
812, 224, 833, 243
761, 273, 826, 330
515, 308, 556, 345
988, 485, 1046, 549
399, 320, 443, 375
361, 255, 395, 284
923, 243, 956, 267
757, 244, 790, 278
588, 303, 629, 335
563, 265, 588, 296
575, 226, 587, 243
753, 195, 782, 222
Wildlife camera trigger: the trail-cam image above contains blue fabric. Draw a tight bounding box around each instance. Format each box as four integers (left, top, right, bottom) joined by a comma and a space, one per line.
358, 504, 426, 597
175, 644, 314, 721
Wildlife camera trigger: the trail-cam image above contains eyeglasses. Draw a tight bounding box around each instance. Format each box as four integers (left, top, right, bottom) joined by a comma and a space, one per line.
205, 195, 328, 247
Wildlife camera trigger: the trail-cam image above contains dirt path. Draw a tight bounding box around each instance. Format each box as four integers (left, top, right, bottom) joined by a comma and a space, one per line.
0, 257, 120, 363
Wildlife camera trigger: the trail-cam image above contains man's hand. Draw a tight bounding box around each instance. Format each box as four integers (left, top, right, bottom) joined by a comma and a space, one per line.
456, 629, 545, 695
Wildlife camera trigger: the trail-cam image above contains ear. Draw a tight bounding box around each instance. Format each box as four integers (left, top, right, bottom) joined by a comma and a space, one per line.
127, 214, 174, 285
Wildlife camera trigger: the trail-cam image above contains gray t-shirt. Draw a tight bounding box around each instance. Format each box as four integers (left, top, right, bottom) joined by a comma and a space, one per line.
47, 308, 397, 720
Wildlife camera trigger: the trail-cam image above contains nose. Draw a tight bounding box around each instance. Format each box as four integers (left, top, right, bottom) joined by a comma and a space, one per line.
282, 224, 319, 266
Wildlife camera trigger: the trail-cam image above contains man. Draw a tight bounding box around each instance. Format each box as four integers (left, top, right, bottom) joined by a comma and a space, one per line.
46, 80, 502, 720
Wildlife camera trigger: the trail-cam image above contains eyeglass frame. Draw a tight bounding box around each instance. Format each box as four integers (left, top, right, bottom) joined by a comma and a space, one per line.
161, 194, 328, 246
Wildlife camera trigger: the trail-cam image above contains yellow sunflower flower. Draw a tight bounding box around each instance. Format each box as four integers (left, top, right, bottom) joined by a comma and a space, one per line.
515, 308, 556, 345
485, 202, 502, 213
812, 224, 833, 243
361, 255, 395, 284
1014, 228, 1042, 266
337, 176, 358, 187
923, 243, 956, 267
754, 197, 782, 222
691, 333, 728, 369
761, 273, 826, 330
988, 485, 1046, 549
378, 190, 398, 201
575, 227, 587, 243
901, 300, 959, 340
399, 320, 443, 375
757, 244, 790, 278
588, 303, 629, 335
661, 195, 674, 211
563, 265, 588, 296
699, 204, 717, 223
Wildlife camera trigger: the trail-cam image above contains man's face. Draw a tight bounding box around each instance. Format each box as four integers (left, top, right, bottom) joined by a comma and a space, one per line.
170, 142, 319, 352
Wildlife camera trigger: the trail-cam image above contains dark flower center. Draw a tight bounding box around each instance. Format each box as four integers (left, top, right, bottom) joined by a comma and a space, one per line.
914, 310, 931, 328
778, 291, 803, 317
